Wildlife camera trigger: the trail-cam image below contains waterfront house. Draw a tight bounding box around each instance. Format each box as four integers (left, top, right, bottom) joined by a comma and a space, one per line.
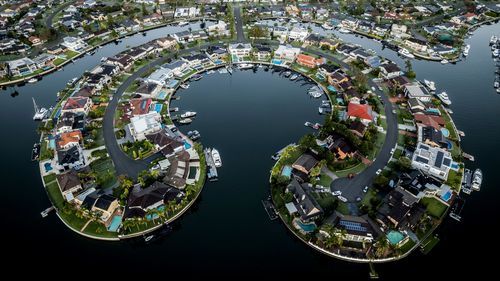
318, 64, 339, 77
56, 112, 85, 134
206, 45, 227, 61
228, 43, 252, 59
347, 100, 374, 125
316, 8, 329, 20
327, 70, 349, 86
390, 24, 409, 39
106, 54, 134, 71
181, 53, 210, 68
91, 194, 119, 223
379, 62, 403, 79
319, 38, 339, 50
408, 98, 426, 113
411, 142, 452, 181
285, 179, 323, 222
146, 67, 174, 86
74, 86, 97, 98
162, 151, 192, 189
33, 53, 56, 69
56, 170, 83, 201
342, 17, 358, 29
156, 36, 178, 50
403, 83, 432, 102
61, 36, 86, 52
128, 98, 152, 117
325, 211, 382, 243
288, 26, 309, 41
296, 54, 325, 68
418, 125, 448, 149
172, 30, 193, 44
124, 182, 183, 218
207, 20, 230, 37
57, 145, 85, 171
303, 34, 322, 46
405, 37, 428, 53
336, 44, 359, 57
127, 112, 162, 141
292, 152, 319, 175
414, 113, 445, 130
162, 60, 190, 77
57, 130, 83, 150
124, 47, 149, 61
135, 81, 162, 98
377, 186, 420, 228
7, 58, 37, 76
62, 97, 93, 115
253, 45, 272, 61
274, 45, 301, 62
146, 129, 184, 157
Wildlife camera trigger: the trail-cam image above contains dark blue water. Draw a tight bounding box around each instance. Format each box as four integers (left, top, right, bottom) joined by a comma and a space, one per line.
1, 21, 498, 277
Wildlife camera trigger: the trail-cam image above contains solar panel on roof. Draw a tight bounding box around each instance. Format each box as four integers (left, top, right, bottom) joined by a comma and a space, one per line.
435, 151, 444, 167
416, 156, 429, 164
339, 221, 367, 232
443, 158, 451, 167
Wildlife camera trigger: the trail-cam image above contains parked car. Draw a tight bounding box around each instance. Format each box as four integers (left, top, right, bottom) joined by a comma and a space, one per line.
363, 186, 369, 193
332, 190, 342, 196
338, 195, 348, 202
376, 169, 382, 175
390, 148, 395, 154
356, 196, 362, 202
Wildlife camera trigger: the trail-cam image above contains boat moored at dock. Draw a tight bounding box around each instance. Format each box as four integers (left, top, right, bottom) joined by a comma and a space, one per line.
437, 91, 452, 105
211, 148, 222, 167
180, 111, 196, 118
471, 169, 482, 191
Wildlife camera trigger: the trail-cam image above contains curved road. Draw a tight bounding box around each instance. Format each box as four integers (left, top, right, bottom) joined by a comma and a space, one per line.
46, 0, 76, 28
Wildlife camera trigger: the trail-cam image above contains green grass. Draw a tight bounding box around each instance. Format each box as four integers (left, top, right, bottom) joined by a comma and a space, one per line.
43, 173, 56, 184
59, 211, 88, 230
440, 108, 458, 141
360, 187, 378, 208
53, 58, 65, 66
420, 197, 448, 219
399, 238, 416, 254
46, 181, 64, 209
334, 162, 367, 178
83, 221, 119, 238
393, 148, 403, 159
369, 131, 386, 160
90, 158, 117, 188
446, 169, 463, 191
318, 174, 333, 186
336, 201, 350, 215
64, 50, 79, 59
420, 235, 440, 255
126, 82, 140, 93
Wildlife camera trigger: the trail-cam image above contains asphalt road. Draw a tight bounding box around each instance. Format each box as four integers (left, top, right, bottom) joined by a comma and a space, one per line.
46, 0, 76, 29
233, 6, 246, 42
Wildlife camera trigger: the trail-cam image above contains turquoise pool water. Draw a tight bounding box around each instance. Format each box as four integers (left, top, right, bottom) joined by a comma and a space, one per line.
387, 231, 405, 245
296, 220, 316, 233
44, 162, 53, 172
153, 103, 163, 113
327, 85, 337, 93
184, 142, 192, 149
441, 128, 450, 137
146, 206, 165, 221
271, 59, 283, 65
107, 215, 122, 232
157, 90, 167, 100
282, 165, 292, 177
49, 139, 56, 149
214, 59, 223, 65
441, 191, 452, 202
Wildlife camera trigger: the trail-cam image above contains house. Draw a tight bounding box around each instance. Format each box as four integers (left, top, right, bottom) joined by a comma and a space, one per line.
57, 145, 85, 171
327, 70, 349, 86
174, 7, 200, 18
349, 48, 372, 60
156, 36, 178, 50
57, 130, 83, 149
128, 98, 152, 117
61, 36, 86, 52
162, 151, 192, 189
378, 186, 420, 228
292, 152, 318, 175
328, 135, 355, 160
7, 58, 37, 76
33, 53, 56, 68
364, 55, 381, 68
56, 112, 85, 134
319, 38, 339, 50
62, 97, 93, 115
325, 211, 382, 243
411, 142, 452, 181
162, 60, 189, 77
274, 45, 301, 62
28, 36, 44, 46
403, 83, 432, 102
414, 113, 445, 130
253, 45, 272, 61
207, 20, 229, 37
347, 101, 374, 124
418, 125, 448, 149
286, 5, 300, 17
206, 45, 227, 60
182, 53, 210, 68
350, 121, 367, 138
74, 86, 96, 98
303, 34, 322, 46
318, 64, 339, 77
91, 194, 119, 222
379, 62, 402, 79
315, 8, 329, 20
56, 170, 83, 201
408, 98, 426, 113
135, 81, 162, 98
146, 129, 184, 157
228, 43, 252, 58
146, 67, 173, 85
106, 54, 134, 71
124, 47, 148, 61
272, 26, 289, 39
286, 179, 323, 222
172, 30, 193, 44
391, 24, 408, 38
127, 112, 162, 141
405, 38, 428, 53
296, 54, 325, 68
288, 26, 309, 41
124, 182, 183, 218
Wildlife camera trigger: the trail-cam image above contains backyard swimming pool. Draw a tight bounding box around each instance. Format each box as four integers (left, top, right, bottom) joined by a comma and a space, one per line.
295, 219, 316, 233
387, 231, 405, 245
107, 215, 122, 232
153, 103, 163, 113
441, 128, 450, 138
184, 142, 192, 149
441, 191, 452, 202
44, 162, 53, 172
271, 59, 283, 65
146, 206, 165, 221
157, 90, 168, 100
282, 165, 292, 178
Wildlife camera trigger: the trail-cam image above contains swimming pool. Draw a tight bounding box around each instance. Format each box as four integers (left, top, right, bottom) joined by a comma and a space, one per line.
296, 219, 316, 233
44, 162, 53, 172
107, 215, 122, 232
282, 165, 292, 177
214, 59, 223, 65
441, 191, 452, 202
188, 166, 197, 180
146, 206, 165, 221
446, 140, 453, 150
184, 142, 192, 149
441, 128, 450, 138
271, 59, 283, 65
49, 139, 56, 149
327, 85, 338, 93
387, 230, 405, 245
157, 90, 168, 100
153, 103, 163, 113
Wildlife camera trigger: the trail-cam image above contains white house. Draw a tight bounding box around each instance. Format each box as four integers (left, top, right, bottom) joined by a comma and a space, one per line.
61, 36, 87, 52
411, 142, 452, 181
207, 20, 229, 37
390, 24, 409, 39
228, 43, 252, 58
403, 83, 432, 102
127, 112, 162, 141
7, 58, 38, 76
288, 26, 309, 41
274, 45, 301, 62
174, 7, 200, 18
146, 67, 174, 85
379, 62, 403, 79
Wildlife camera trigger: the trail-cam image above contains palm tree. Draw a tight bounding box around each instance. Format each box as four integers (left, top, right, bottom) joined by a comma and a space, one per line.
375, 237, 390, 258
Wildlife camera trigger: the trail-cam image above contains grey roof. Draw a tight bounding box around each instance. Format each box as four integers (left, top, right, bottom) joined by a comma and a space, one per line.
287, 179, 323, 221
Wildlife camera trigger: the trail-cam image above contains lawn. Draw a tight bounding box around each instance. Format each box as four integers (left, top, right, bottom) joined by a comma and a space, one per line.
446, 169, 463, 191
369, 131, 386, 160
83, 221, 119, 238
420, 197, 448, 218
440, 108, 458, 141
336, 201, 350, 215
334, 162, 367, 178
43, 173, 56, 184
318, 174, 333, 186
64, 50, 79, 59
420, 235, 440, 255
126, 82, 140, 93
360, 187, 378, 208
399, 238, 416, 254
53, 58, 66, 66
46, 181, 64, 209
90, 158, 117, 188
59, 211, 88, 230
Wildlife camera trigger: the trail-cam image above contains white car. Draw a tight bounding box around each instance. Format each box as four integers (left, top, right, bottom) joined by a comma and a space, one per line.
338, 196, 348, 202
332, 190, 342, 196
392, 109, 396, 114
376, 169, 382, 175
390, 148, 395, 154
363, 186, 369, 193
371, 86, 376, 92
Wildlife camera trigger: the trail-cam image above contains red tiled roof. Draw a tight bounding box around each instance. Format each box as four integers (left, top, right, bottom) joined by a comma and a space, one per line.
347, 102, 373, 121
129, 98, 152, 116
63, 97, 90, 110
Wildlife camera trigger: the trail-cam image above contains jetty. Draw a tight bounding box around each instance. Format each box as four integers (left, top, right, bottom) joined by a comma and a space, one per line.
462, 152, 475, 161
41, 206, 55, 218
262, 198, 278, 220
449, 197, 465, 222
204, 148, 218, 181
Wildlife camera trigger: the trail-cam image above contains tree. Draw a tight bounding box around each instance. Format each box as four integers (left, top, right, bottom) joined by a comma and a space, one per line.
299, 134, 317, 150
396, 156, 412, 171
142, 3, 149, 16
375, 237, 390, 257
405, 60, 416, 79
373, 174, 389, 188
248, 26, 267, 39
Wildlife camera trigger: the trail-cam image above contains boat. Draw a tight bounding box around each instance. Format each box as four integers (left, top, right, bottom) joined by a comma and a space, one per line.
319, 106, 332, 114
169, 107, 179, 112
322, 22, 334, 30
462, 169, 473, 195
211, 149, 222, 167
304, 122, 321, 130
494, 81, 499, 88
308, 86, 323, 98
33, 98, 48, 121
338, 28, 351, 34
490, 35, 498, 45
218, 67, 228, 74
289, 74, 298, 81
144, 235, 154, 242
424, 79, 436, 92
398, 48, 415, 59
497, 88, 500, 94
271, 143, 295, 161
471, 169, 482, 191
446, 108, 454, 114
28, 78, 38, 83
67, 77, 78, 85
206, 70, 215, 75
227, 66, 233, 75
449, 197, 465, 222
31, 143, 40, 161
493, 49, 499, 57
321, 100, 330, 107
283, 71, 292, 78
437, 91, 452, 105
180, 111, 196, 118
463, 44, 470, 57
180, 83, 190, 89
100, 57, 107, 62
178, 118, 193, 124
187, 130, 201, 141
237, 63, 253, 69
178, 21, 189, 26
191, 74, 203, 81
441, 59, 449, 64
289, 18, 298, 24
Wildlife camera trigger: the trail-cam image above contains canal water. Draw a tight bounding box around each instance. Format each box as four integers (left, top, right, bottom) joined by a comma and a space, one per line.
0, 21, 498, 277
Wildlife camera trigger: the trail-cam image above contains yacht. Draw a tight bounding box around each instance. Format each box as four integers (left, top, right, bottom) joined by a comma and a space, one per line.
33, 98, 48, 121
494, 80, 499, 88
398, 48, 415, 59
424, 79, 436, 92
308, 86, 323, 98
237, 63, 253, 69
211, 149, 222, 167
191, 74, 203, 81
338, 28, 351, 34
490, 35, 498, 45
187, 130, 201, 141
289, 18, 298, 24
471, 169, 482, 191
180, 83, 190, 89
178, 118, 193, 124
289, 74, 298, 81
178, 21, 189, 26
322, 22, 334, 30
283, 71, 292, 78
493, 49, 499, 57
463, 44, 470, 57
28, 78, 38, 83
180, 111, 196, 118
441, 59, 449, 64
437, 91, 452, 105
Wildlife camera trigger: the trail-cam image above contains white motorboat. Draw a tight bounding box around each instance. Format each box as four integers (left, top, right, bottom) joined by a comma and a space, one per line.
437, 91, 452, 106
237, 63, 253, 69
494, 81, 499, 88
490, 35, 497, 45
180, 83, 190, 89
493, 49, 499, 57
283, 71, 292, 78
211, 149, 222, 167
308, 86, 323, 98
322, 22, 334, 30
178, 21, 189, 26
28, 78, 38, 83
32, 98, 48, 121
463, 44, 470, 57
290, 74, 298, 81
441, 59, 449, 64
338, 28, 351, 34
180, 111, 196, 118
471, 169, 482, 191
424, 79, 436, 91
398, 48, 415, 59
178, 118, 193, 124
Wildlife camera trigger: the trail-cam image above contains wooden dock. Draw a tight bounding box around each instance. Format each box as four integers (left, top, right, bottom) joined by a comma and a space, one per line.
262, 199, 278, 220
462, 152, 475, 161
